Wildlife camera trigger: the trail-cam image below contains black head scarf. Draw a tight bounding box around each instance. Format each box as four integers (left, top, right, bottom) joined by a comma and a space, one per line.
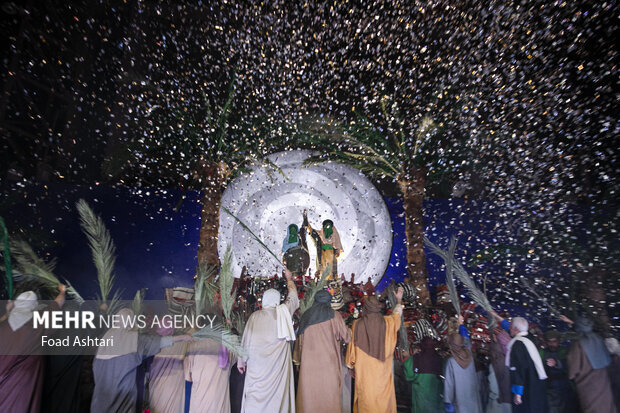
297, 290, 335, 336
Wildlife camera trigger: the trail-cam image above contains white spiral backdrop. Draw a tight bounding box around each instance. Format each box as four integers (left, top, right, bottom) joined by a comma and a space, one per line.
218, 150, 393, 285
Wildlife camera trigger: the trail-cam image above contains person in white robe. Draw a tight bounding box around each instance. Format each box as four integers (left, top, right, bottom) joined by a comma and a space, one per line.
237, 268, 299, 413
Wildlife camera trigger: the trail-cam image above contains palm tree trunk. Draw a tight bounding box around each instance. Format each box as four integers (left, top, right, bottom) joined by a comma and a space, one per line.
398, 168, 431, 307
197, 161, 227, 276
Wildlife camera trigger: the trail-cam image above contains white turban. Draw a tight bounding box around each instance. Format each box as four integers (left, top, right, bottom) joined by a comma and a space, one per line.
262, 289, 282, 308
8, 291, 38, 331
511, 317, 529, 333
261, 289, 295, 341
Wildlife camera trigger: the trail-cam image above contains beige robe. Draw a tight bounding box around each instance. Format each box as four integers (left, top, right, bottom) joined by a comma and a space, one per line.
184, 339, 234, 413
345, 306, 402, 413
241, 282, 299, 413
294, 312, 351, 413
149, 341, 188, 413
567, 341, 617, 413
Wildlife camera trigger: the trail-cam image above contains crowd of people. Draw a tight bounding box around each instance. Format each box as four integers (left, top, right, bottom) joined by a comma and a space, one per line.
0, 272, 618, 413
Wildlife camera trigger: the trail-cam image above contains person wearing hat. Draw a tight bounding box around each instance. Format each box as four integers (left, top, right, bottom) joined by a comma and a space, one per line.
539, 330, 578, 413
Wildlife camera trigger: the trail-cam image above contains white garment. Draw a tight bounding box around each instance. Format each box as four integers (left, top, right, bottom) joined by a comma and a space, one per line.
241, 286, 299, 413
8, 291, 37, 331
505, 331, 547, 380
262, 288, 296, 341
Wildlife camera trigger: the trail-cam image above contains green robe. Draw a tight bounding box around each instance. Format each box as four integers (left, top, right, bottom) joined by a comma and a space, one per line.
403, 356, 443, 413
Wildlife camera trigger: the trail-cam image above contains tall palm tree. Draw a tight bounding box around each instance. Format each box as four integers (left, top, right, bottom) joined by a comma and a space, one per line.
103, 73, 260, 274
303, 100, 470, 306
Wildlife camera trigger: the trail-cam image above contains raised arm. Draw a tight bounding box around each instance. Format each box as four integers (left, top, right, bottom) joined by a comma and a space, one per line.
0, 300, 14, 322
490, 309, 510, 332
54, 283, 67, 308
283, 267, 299, 315
458, 314, 472, 349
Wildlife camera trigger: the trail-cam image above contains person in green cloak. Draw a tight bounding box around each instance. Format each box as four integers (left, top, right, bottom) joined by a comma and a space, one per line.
303, 210, 343, 278
281, 223, 309, 277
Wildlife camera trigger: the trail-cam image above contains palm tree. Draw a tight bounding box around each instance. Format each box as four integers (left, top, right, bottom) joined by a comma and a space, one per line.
103, 73, 259, 274
103, 70, 293, 276
303, 99, 470, 306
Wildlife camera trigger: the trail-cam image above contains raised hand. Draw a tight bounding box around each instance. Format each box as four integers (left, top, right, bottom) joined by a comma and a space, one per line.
284, 267, 293, 282
394, 286, 404, 303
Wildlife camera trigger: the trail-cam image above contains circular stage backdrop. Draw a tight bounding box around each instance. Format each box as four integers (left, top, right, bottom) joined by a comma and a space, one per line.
219, 150, 392, 285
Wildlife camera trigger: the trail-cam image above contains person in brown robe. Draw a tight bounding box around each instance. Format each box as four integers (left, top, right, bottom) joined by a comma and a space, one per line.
293, 289, 351, 413
345, 287, 403, 413
567, 317, 617, 413
0, 285, 66, 413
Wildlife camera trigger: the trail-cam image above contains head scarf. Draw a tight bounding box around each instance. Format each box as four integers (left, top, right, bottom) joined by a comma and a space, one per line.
322, 220, 333, 239
262, 289, 281, 307
282, 224, 299, 253
297, 290, 334, 336
261, 289, 296, 341
448, 333, 472, 369
412, 337, 442, 375
96, 308, 139, 360
8, 291, 38, 331
354, 296, 386, 360
574, 316, 611, 369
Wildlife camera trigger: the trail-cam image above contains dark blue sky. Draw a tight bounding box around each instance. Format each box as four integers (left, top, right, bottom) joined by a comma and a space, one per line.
2, 181, 610, 329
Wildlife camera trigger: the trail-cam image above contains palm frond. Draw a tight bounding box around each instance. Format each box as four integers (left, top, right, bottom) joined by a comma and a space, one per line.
257, 156, 291, 183
10, 239, 84, 303
231, 310, 246, 335
0, 217, 14, 299
425, 235, 494, 328
452, 259, 496, 329
195, 264, 218, 315
222, 206, 283, 266
520, 277, 562, 318
132, 288, 147, 316
300, 114, 401, 177
76, 199, 118, 308
192, 322, 248, 360
303, 152, 397, 179
425, 236, 461, 315
218, 245, 236, 321
106, 289, 123, 316
215, 71, 237, 156
299, 266, 331, 314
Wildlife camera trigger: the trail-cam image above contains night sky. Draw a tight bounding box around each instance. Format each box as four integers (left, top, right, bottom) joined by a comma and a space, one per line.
1, 1, 618, 329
